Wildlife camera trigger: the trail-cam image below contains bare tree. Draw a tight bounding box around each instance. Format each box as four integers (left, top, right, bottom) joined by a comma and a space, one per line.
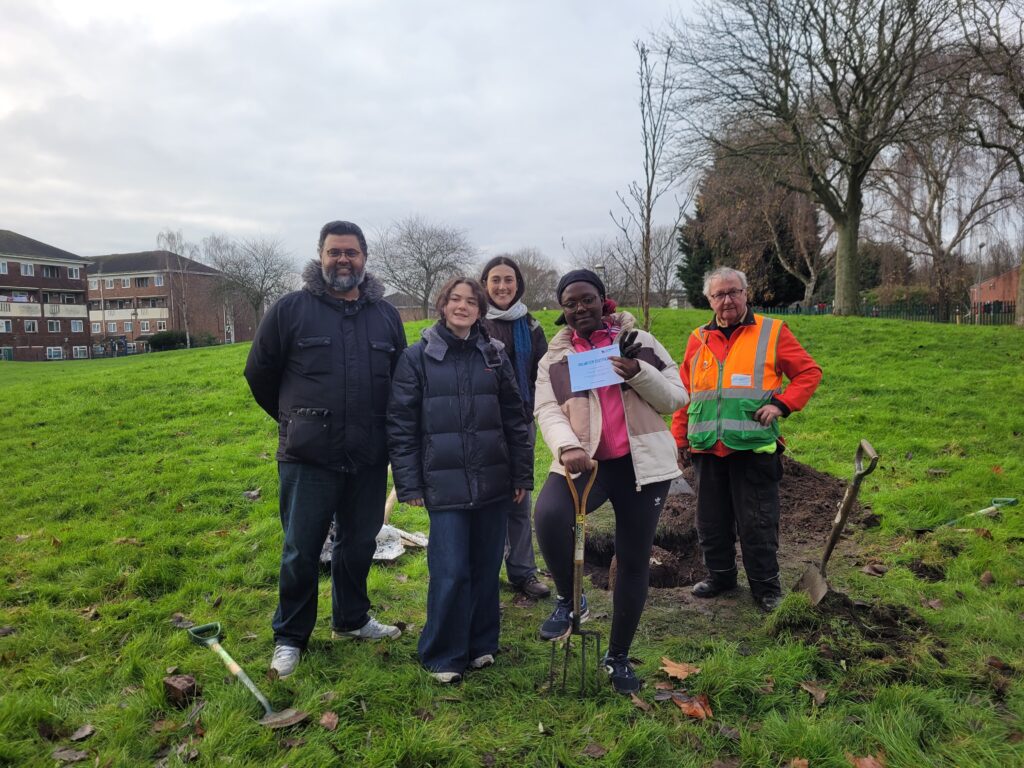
612, 40, 682, 330
482, 248, 559, 310
648, 224, 683, 307
664, 0, 953, 314
203, 234, 296, 324
565, 235, 637, 304
373, 216, 475, 319
156, 228, 200, 349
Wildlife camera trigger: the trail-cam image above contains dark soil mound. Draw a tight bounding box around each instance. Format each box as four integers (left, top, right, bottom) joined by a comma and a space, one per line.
585, 455, 858, 589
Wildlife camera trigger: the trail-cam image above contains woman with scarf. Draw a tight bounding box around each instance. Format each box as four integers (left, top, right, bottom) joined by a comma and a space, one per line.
533, 269, 688, 694
480, 256, 551, 599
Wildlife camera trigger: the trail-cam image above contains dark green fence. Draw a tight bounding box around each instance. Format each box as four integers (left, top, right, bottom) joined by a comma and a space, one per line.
751, 302, 1018, 325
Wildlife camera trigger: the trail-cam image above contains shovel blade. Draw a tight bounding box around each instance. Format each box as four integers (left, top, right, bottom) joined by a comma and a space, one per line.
793, 565, 829, 605
258, 708, 309, 729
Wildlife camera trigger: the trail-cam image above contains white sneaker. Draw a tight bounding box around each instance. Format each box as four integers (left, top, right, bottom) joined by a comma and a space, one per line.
469, 654, 494, 669
331, 616, 401, 640
430, 671, 462, 684
270, 645, 301, 679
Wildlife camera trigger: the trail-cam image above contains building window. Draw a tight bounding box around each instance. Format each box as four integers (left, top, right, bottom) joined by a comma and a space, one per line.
124, 321, 133, 333
89, 278, 98, 290
47, 320, 60, 333
42, 265, 60, 278
135, 277, 150, 288
46, 347, 63, 360
21, 263, 35, 277
107, 322, 117, 333
91, 322, 101, 333
0, 347, 12, 361
68, 267, 81, 279
155, 274, 164, 287
73, 346, 88, 359
62, 294, 76, 304
0, 261, 7, 274
25, 319, 38, 333
127, 342, 137, 354
12, 291, 31, 302
140, 320, 150, 332
105, 278, 114, 289
71, 320, 84, 333
121, 277, 130, 288
0, 319, 11, 333
157, 320, 167, 331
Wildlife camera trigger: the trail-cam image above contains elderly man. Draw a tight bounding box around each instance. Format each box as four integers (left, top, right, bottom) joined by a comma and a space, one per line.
245, 220, 407, 678
671, 267, 821, 612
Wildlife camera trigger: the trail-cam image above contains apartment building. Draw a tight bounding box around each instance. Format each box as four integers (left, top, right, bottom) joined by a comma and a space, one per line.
0, 230, 93, 361
88, 251, 257, 353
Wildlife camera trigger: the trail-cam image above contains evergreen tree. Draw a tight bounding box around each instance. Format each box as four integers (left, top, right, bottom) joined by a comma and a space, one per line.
676, 196, 717, 309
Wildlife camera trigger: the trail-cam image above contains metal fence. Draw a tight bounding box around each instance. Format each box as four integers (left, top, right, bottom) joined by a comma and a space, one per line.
751, 301, 1018, 325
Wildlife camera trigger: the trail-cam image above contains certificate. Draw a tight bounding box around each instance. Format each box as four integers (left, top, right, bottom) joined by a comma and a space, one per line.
568, 345, 623, 392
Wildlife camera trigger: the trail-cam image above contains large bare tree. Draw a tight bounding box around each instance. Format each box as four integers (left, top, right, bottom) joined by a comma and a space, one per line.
373, 216, 475, 319
663, 0, 952, 314
203, 234, 296, 324
156, 228, 200, 349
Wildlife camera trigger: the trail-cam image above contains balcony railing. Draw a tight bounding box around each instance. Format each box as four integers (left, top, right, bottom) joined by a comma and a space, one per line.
44, 304, 88, 318
88, 307, 169, 321
0, 302, 42, 317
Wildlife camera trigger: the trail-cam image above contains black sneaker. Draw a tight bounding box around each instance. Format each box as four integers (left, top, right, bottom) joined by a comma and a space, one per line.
539, 594, 589, 640
602, 653, 641, 695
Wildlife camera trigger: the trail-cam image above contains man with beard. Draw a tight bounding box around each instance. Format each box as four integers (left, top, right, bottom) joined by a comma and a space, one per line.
245, 220, 407, 679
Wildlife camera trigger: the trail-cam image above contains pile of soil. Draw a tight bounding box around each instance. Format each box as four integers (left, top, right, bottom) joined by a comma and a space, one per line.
586, 455, 859, 590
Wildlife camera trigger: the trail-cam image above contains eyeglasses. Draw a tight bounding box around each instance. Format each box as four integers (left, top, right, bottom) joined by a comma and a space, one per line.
325, 248, 362, 259
709, 288, 745, 302
561, 295, 600, 312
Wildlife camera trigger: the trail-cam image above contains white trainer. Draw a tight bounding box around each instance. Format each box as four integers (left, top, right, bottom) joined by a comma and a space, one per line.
430, 671, 463, 684
469, 654, 494, 669
331, 616, 401, 640
270, 644, 301, 679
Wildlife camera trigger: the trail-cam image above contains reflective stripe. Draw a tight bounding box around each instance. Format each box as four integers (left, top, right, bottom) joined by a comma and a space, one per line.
721, 418, 771, 432
753, 317, 776, 390
688, 419, 718, 436
690, 388, 780, 402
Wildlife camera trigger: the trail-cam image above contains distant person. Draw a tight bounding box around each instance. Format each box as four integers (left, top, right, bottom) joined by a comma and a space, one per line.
479, 256, 551, 599
671, 267, 821, 612
533, 269, 688, 694
244, 220, 407, 680
388, 277, 533, 684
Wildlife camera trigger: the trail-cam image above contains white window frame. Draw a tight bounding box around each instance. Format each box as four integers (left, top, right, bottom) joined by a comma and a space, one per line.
105, 278, 114, 289
68, 267, 80, 279
126, 342, 137, 353
62, 294, 75, 304
0, 319, 11, 333
21, 263, 34, 277
70, 320, 84, 333
42, 265, 60, 279
155, 274, 164, 287
135, 277, 150, 288
157, 320, 167, 331
47, 320, 60, 333
107, 322, 117, 333
24, 319, 38, 333
124, 321, 133, 333
121, 277, 130, 288
140, 320, 150, 332
46, 346, 63, 360
0, 261, 7, 274
72, 346, 88, 359
91, 322, 101, 333
89, 278, 98, 290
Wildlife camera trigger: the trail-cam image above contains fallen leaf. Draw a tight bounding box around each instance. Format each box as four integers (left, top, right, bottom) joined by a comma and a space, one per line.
845, 752, 886, 768
538, 721, 551, 735
113, 537, 143, 546
69, 725, 94, 742
800, 681, 827, 706
861, 563, 889, 577
653, 689, 676, 702
759, 676, 775, 694
992, 465, 1003, 474
986, 656, 1012, 672
717, 723, 740, 742
281, 736, 306, 748
0, 626, 15, 637
980, 571, 995, 586
789, 760, 809, 768
258, 452, 271, 460
14, 534, 29, 543
660, 656, 701, 681
671, 692, 713, 720
211, 595, 223, 608
319, 712, 339, 731
166, 666, 179, 675
170, 613, 195, 629
629, 693, 651, 712
151, 720, 177, 734
80, 607, 99, 621
654, 680, 674, 690
973, 528, 993, 539
52, 747, 89, 763
51, 536, 63, 548
212, 529, 230, 537
582, 742, 608, 758
175, 742, 199, 763
920, 598, 944, 610
243, 488, 262, 501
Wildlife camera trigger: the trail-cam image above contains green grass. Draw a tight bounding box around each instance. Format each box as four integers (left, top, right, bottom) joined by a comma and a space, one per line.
1, 310, 1022, 767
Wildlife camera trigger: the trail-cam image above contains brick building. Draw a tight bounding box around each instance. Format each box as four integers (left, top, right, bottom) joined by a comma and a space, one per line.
87, 251, 258, 354
0, 230, 93, 361
970, 265, 1020, 312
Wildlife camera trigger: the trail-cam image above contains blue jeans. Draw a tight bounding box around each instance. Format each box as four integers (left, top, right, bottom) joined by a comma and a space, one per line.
419, 501, 508, 674
273, 461, 387, 648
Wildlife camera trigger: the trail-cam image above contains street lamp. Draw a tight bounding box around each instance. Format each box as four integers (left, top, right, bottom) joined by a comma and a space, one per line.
976, 242, 986, 324
594, 263, 607, 284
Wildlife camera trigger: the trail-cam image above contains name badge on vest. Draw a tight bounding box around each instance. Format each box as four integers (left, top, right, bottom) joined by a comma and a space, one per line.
730, 373, 752, 386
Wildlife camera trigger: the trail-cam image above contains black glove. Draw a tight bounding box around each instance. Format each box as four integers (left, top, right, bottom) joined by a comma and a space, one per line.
618, 330, 641, 360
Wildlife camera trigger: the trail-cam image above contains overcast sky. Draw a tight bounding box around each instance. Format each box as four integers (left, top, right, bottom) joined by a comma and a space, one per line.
1, 0, 696, 274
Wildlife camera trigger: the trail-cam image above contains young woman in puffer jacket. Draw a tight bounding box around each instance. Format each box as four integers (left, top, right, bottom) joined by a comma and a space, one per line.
387, 277, 533, 684
533, 269, 688, 695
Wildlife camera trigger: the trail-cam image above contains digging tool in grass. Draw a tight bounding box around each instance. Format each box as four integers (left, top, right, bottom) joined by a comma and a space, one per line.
548, 463, 603, 696
910, 497, 1019, 535
793, 439, 878, 605
187, 622, 309, 729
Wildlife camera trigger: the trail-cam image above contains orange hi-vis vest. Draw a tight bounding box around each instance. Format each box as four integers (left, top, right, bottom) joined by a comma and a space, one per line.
686, 314, 784, 451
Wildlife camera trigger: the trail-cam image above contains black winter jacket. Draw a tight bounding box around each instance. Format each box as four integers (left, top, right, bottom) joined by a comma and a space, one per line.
481, 312, 547, 410
387, 322, 533, 511
244, 261, 407, 471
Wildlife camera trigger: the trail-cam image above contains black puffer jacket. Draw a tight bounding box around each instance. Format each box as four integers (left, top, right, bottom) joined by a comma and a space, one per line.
244, 261, 407, 470
387, 322, 533, 511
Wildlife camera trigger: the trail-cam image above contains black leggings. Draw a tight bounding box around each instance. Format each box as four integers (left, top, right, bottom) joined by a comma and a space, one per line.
534, 454, 669, 656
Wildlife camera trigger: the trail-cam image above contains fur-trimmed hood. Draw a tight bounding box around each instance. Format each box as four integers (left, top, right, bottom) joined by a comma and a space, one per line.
301, 259, 385, 303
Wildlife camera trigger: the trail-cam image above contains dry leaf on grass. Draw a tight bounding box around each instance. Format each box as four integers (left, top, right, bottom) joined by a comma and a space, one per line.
243, 488, 262, 501
51, 747, 89, 763
582, 742, 608, 758
789, 759, 809, 768
113, 537, 142, 546
861, 563, 888, 577
69, 725, 94, 742
920, 598, 944, 610
630, 693, 651, 712
0, 626, 14, 637
660, 656, 701, 681
14, 534, 29, 543
980, 571, 995, 586
800, 681, 827, 706
846, 752, 886, 767
671, 692, 713, 720
170, 613, 194, 629
973, 528, 993, 539
151, 720, 177, 734
319, 712, 339, 731
759, 676, 775, 694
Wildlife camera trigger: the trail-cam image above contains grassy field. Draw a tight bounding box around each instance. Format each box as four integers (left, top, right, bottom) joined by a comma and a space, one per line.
1, 309, 1022, 767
